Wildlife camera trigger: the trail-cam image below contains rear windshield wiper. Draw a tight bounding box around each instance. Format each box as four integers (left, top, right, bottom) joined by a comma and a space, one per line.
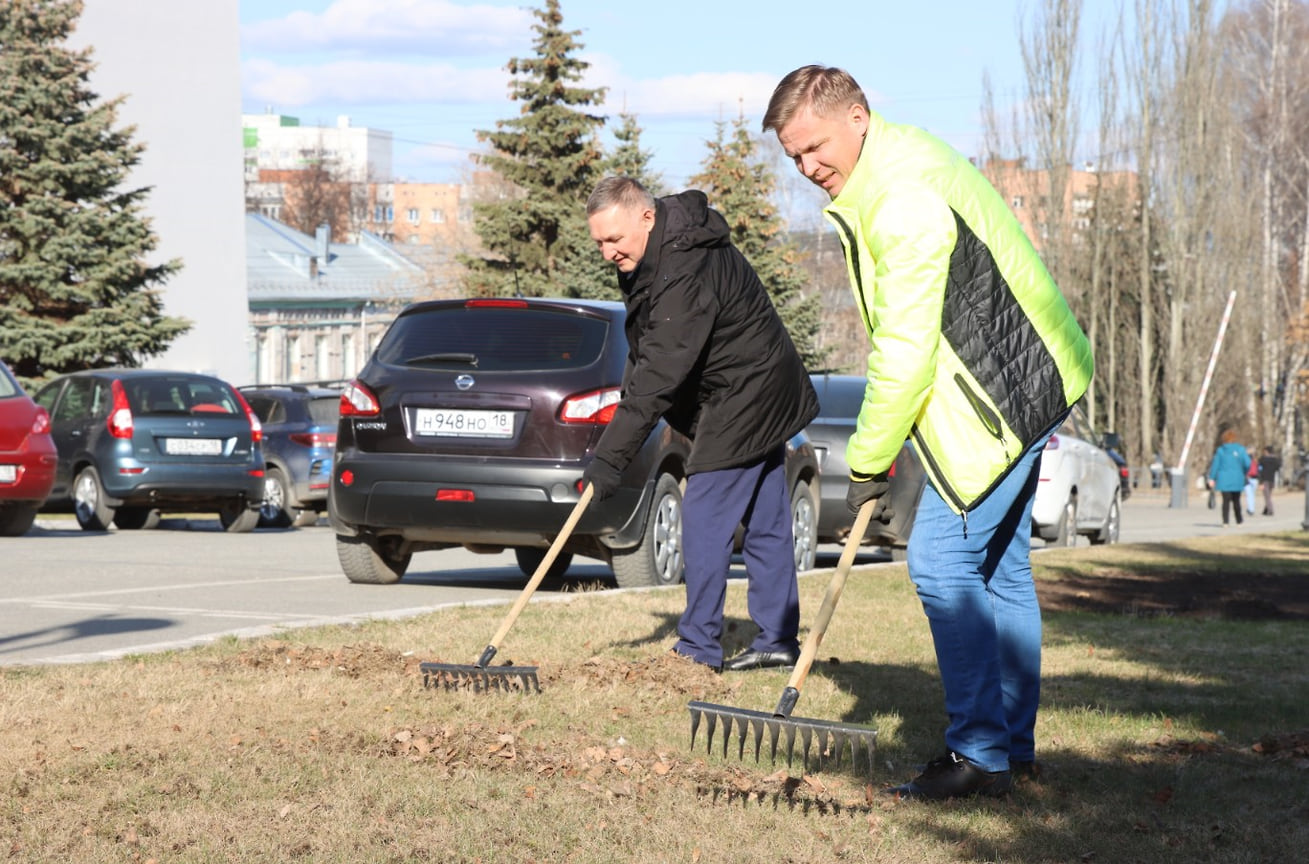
403, 352, 479, 367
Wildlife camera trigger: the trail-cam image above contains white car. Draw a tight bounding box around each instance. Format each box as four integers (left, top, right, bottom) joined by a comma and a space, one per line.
1031, 405, 1121, 546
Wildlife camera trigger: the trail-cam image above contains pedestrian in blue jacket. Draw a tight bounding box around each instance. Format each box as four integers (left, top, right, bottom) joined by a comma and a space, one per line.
1207, 429, 1251, 526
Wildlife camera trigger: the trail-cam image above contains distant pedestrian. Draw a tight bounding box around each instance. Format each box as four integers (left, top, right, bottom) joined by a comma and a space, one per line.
1149, 452, 1164, 489
1207, 430, 1251, 526
1257, 446, 1282, 516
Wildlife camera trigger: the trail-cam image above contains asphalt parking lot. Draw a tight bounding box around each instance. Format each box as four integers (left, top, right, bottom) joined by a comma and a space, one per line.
3, 486, 1305, 667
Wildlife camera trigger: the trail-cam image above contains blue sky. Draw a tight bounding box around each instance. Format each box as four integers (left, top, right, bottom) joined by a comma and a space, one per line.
239, 0, 1115, 188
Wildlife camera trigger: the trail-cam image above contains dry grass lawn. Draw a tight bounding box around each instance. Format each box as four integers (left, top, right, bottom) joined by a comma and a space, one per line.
2, 533, 1307, 863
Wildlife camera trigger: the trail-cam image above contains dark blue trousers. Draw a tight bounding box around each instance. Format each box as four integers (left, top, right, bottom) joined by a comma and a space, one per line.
673, 444, 800, 667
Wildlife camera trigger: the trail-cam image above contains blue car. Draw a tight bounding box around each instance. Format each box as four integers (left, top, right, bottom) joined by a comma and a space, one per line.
240, 384, 341, 528
35, 369, 265, 532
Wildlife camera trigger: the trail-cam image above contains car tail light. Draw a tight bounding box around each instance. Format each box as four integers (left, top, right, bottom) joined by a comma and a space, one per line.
436, 489, 475, 501
107, 379, 134, 439
340, 380, 380, 417
289, 432, 337, 447
465, 298, 528, 309
560, 387, 620, 424
1044, 435, 1061, 450
32, 406, 50, 435
233, 389, 263, 444
340, 469, 354, 486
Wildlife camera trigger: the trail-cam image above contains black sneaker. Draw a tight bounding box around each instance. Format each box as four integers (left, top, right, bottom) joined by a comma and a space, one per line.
884, 751, 1012, 800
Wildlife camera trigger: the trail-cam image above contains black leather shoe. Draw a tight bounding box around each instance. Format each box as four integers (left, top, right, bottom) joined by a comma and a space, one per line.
884, 751, 1012, 800
723, 647, 800, 671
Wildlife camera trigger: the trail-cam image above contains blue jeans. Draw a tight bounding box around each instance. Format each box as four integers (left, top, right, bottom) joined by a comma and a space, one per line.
905, 436, 1047, 773
674, 445, 800, 667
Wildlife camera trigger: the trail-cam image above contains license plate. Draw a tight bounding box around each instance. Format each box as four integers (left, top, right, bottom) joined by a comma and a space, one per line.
163, 437, 224, 456
0, 465, 15, 483
414, 408, 514, 438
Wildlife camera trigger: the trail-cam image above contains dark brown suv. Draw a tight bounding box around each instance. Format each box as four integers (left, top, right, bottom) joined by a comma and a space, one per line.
328, 298, 820, 588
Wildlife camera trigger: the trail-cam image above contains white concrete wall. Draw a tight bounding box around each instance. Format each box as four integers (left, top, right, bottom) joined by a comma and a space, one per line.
72, 0, 250, 385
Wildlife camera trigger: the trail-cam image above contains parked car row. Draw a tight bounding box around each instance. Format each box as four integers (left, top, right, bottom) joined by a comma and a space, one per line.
4, 300, 1125, 590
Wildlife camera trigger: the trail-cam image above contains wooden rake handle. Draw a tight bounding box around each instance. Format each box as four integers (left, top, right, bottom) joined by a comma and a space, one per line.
476, 483, 595, 667
773, 499, 875, 717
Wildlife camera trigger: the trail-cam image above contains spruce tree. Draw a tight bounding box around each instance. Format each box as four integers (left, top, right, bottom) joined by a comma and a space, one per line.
606, 112, 665, 197
461, 0, 613, 300
0, 0, 188, 381
689, 114, 824, 368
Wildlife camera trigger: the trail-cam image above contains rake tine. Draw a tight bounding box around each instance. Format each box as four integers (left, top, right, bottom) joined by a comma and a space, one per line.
689, 704, 703, 750
831, 730, 848, 769
704, 709, 719, 754
731, 716, 747, 761
750, 717, 765, 763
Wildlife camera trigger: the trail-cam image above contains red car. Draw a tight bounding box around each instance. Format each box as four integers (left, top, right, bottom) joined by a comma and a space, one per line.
0, 361, 58, 536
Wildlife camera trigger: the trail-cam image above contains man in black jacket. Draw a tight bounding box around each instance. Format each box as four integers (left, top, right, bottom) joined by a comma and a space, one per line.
583, 176, 820, 672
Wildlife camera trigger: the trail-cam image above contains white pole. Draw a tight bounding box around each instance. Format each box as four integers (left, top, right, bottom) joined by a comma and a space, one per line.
1175, 289, 1238, 471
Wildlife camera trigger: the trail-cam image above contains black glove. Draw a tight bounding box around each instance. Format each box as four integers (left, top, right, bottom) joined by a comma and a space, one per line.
583, 457, 623, 501
847, 470, 893, 523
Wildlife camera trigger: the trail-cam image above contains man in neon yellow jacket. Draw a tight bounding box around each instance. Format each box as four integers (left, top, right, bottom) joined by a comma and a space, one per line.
766, 66, 1093, 800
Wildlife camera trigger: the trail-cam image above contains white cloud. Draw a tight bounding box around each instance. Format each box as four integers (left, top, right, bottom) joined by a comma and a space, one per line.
581, 56, 781, 121
241, 0, 532, 56
243, 57, 508, 107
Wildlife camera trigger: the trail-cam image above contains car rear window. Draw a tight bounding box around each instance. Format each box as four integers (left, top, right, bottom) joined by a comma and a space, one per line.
125, 377, 241, 416
0, 366, 18, 399
375, 306, 608, 372
308, 396, 340, 425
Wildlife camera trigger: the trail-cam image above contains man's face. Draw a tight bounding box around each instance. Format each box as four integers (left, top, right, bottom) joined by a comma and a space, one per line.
776, 103, 869, 199
588, 202, 655, 273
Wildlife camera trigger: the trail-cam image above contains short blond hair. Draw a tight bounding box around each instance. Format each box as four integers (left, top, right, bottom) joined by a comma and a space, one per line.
762, 65, 869, 133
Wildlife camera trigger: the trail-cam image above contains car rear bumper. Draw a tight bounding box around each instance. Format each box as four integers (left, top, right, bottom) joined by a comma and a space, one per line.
103, 464, 264, 507
0, 451, 58, 504
329, 452, 644, 546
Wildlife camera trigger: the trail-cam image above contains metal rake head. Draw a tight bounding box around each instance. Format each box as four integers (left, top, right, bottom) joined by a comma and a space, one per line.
688, 700, 876, 775
420, 661, 540, 693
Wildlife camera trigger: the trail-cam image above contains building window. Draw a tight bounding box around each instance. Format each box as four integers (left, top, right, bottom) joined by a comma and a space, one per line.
385, 206, 394, 222
342, 331, 357, 379
1011, 195, 1024, 209
286, 334, 302, 382
431, 209, 445, 223
314, 334, 331, 381
373, 205, 384, 222
407, 208, 420, 224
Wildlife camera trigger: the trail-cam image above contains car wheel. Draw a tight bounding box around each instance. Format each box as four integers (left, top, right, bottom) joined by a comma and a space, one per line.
336, 533, 411, 584
514, 547, 573, 582
1052, 495, 1078, 547
218, 501, 260, 533
73, 466, 115, 531
1091, 495, 1120, 545
0, 504, 38, 537
791, 479, 818, 571
113, 506, 160, 530
611, 473, 684, 589
258, 468, 295, 528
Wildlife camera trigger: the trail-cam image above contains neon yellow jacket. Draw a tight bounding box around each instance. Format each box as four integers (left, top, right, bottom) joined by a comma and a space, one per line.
825, 110, 1093, 513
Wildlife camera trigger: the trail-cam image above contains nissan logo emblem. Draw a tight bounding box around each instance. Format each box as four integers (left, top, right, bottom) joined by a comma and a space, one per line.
455, 374, 475, 391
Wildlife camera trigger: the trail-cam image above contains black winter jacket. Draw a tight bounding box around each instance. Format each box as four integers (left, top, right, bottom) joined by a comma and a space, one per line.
593, 191, 819, 474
